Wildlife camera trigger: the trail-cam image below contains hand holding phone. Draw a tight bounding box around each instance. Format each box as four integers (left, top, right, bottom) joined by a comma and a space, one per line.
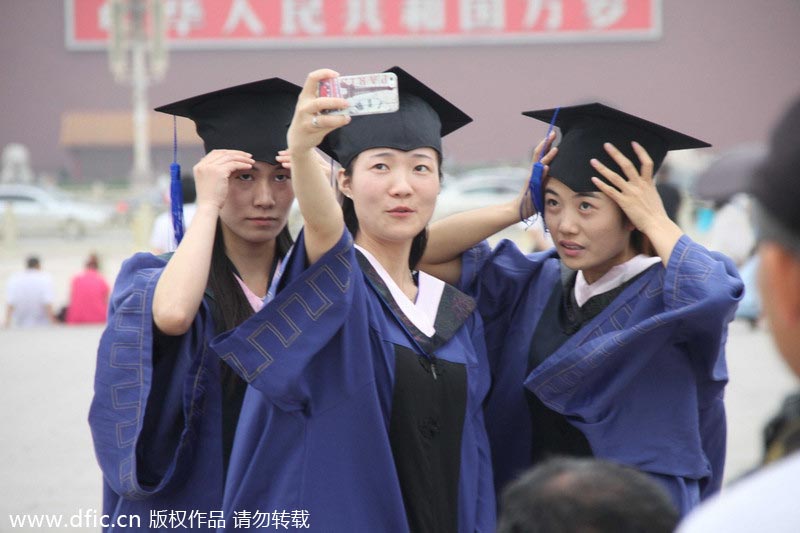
318, 73, 399, 116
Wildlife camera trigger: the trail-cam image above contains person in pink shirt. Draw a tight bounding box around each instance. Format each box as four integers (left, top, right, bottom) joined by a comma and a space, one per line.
65, 253, 110, 324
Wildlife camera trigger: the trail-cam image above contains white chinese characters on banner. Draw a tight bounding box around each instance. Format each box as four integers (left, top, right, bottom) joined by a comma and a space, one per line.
344, 0, 383, 33
97, 1, 111, 32
222, 0, 265, 35
524, 0, 563, 30
583, 0, 627, 28
164, 0, 205, 37
282, 0, 325, 35
68, 0, 660, 49
401, 0, 446, 32
460, 0, 505, 31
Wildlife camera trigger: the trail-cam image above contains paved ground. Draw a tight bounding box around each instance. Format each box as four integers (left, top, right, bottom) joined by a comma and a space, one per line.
1, 228, 798, 531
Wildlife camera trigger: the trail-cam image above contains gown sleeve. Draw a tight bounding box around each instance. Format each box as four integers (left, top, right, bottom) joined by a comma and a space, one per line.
663, 235, 744, 497
88, 253, 213, 499
663, 235, 744, 361
460, 239, 518, 335
209, 228, 362, 411
460, 239, 561, 496
460, 238, 559, 375
466, 314, 498, 531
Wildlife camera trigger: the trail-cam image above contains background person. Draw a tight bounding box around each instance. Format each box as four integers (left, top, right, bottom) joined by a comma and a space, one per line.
704, 190, 763, 328
149, 175, 198, 254
497, 456, 679, 533
4, 255, 55, 327
706, 192, 757, 267
63, 252, 110, 324
655, 162, 682, 225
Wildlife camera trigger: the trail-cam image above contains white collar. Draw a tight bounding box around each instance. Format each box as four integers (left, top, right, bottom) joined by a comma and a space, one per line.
234, 274, 267, 312
356, 244, 443, 337
574, 254, 661, 308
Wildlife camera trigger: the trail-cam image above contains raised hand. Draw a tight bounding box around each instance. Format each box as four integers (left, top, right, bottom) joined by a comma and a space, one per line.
589, 141, 669, 235
275, 148, 334, 178
192, 149, 255, 210
282, 69, 351, 265
518, 131, 558, 219
286, 68, 351, 155
590, 141, 683, 264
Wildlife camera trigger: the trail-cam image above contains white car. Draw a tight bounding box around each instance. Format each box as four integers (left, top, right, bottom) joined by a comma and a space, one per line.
434, 166, 552, 251
0, 183, 114, 238
435, 166, 530, 220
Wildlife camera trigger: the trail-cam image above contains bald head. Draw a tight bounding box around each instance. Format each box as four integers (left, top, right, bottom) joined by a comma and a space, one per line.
497, 457, 678, 533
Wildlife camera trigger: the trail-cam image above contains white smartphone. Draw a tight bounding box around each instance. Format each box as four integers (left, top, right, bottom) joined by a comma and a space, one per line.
318, 72, 399, 116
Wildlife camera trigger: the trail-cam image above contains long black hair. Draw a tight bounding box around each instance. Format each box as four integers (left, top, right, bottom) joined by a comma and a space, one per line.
340, 152, 443, 271
207, 220, 293, 334
207, 219, 293, 471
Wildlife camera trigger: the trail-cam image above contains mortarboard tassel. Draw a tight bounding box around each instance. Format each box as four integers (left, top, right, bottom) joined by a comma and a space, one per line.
523, 106, 560, 228
170, 115, 185, 245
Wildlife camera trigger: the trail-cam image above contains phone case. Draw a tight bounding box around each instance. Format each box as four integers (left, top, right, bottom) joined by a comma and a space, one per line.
318, 73, 399, 116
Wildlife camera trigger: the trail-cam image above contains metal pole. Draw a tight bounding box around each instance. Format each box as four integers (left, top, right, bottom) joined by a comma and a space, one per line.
109, 0, 167, 191
130, 0, 152, 190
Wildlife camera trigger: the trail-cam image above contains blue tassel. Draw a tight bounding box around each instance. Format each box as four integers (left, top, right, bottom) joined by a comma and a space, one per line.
521, 106, 560, 230
527, 161, 546, 216
169, 115, 184, 246
170, 162, 184, 245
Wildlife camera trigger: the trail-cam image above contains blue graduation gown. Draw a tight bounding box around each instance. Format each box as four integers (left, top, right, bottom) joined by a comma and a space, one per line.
212, 229, 496, 532
88, 253, 232, 532
461, 235, 743, 515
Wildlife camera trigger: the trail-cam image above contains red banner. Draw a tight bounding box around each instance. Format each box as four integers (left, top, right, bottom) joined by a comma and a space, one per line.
65, 0, 661, 50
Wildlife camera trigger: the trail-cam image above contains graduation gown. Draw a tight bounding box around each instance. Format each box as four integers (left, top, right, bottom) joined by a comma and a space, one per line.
461, 235, 743, 515
213, 229, 496, 532
89, 253, 239, 532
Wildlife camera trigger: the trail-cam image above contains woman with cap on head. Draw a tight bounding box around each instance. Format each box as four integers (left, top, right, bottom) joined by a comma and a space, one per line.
211, 67, 495, 532
88, 78, 305, 531
419, 103, 744, 516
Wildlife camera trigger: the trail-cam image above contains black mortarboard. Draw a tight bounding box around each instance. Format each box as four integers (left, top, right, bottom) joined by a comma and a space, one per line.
154, 77, 301, 164
324, 66, 472, 168
750, 97, 800, 237
523, 102, 710, 193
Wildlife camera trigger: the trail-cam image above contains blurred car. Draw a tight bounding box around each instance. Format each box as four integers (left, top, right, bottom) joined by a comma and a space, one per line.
0, 183, 115, 238
435, 166, 552, 251
114, 186, 167, 224
435, 166, 530, 220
